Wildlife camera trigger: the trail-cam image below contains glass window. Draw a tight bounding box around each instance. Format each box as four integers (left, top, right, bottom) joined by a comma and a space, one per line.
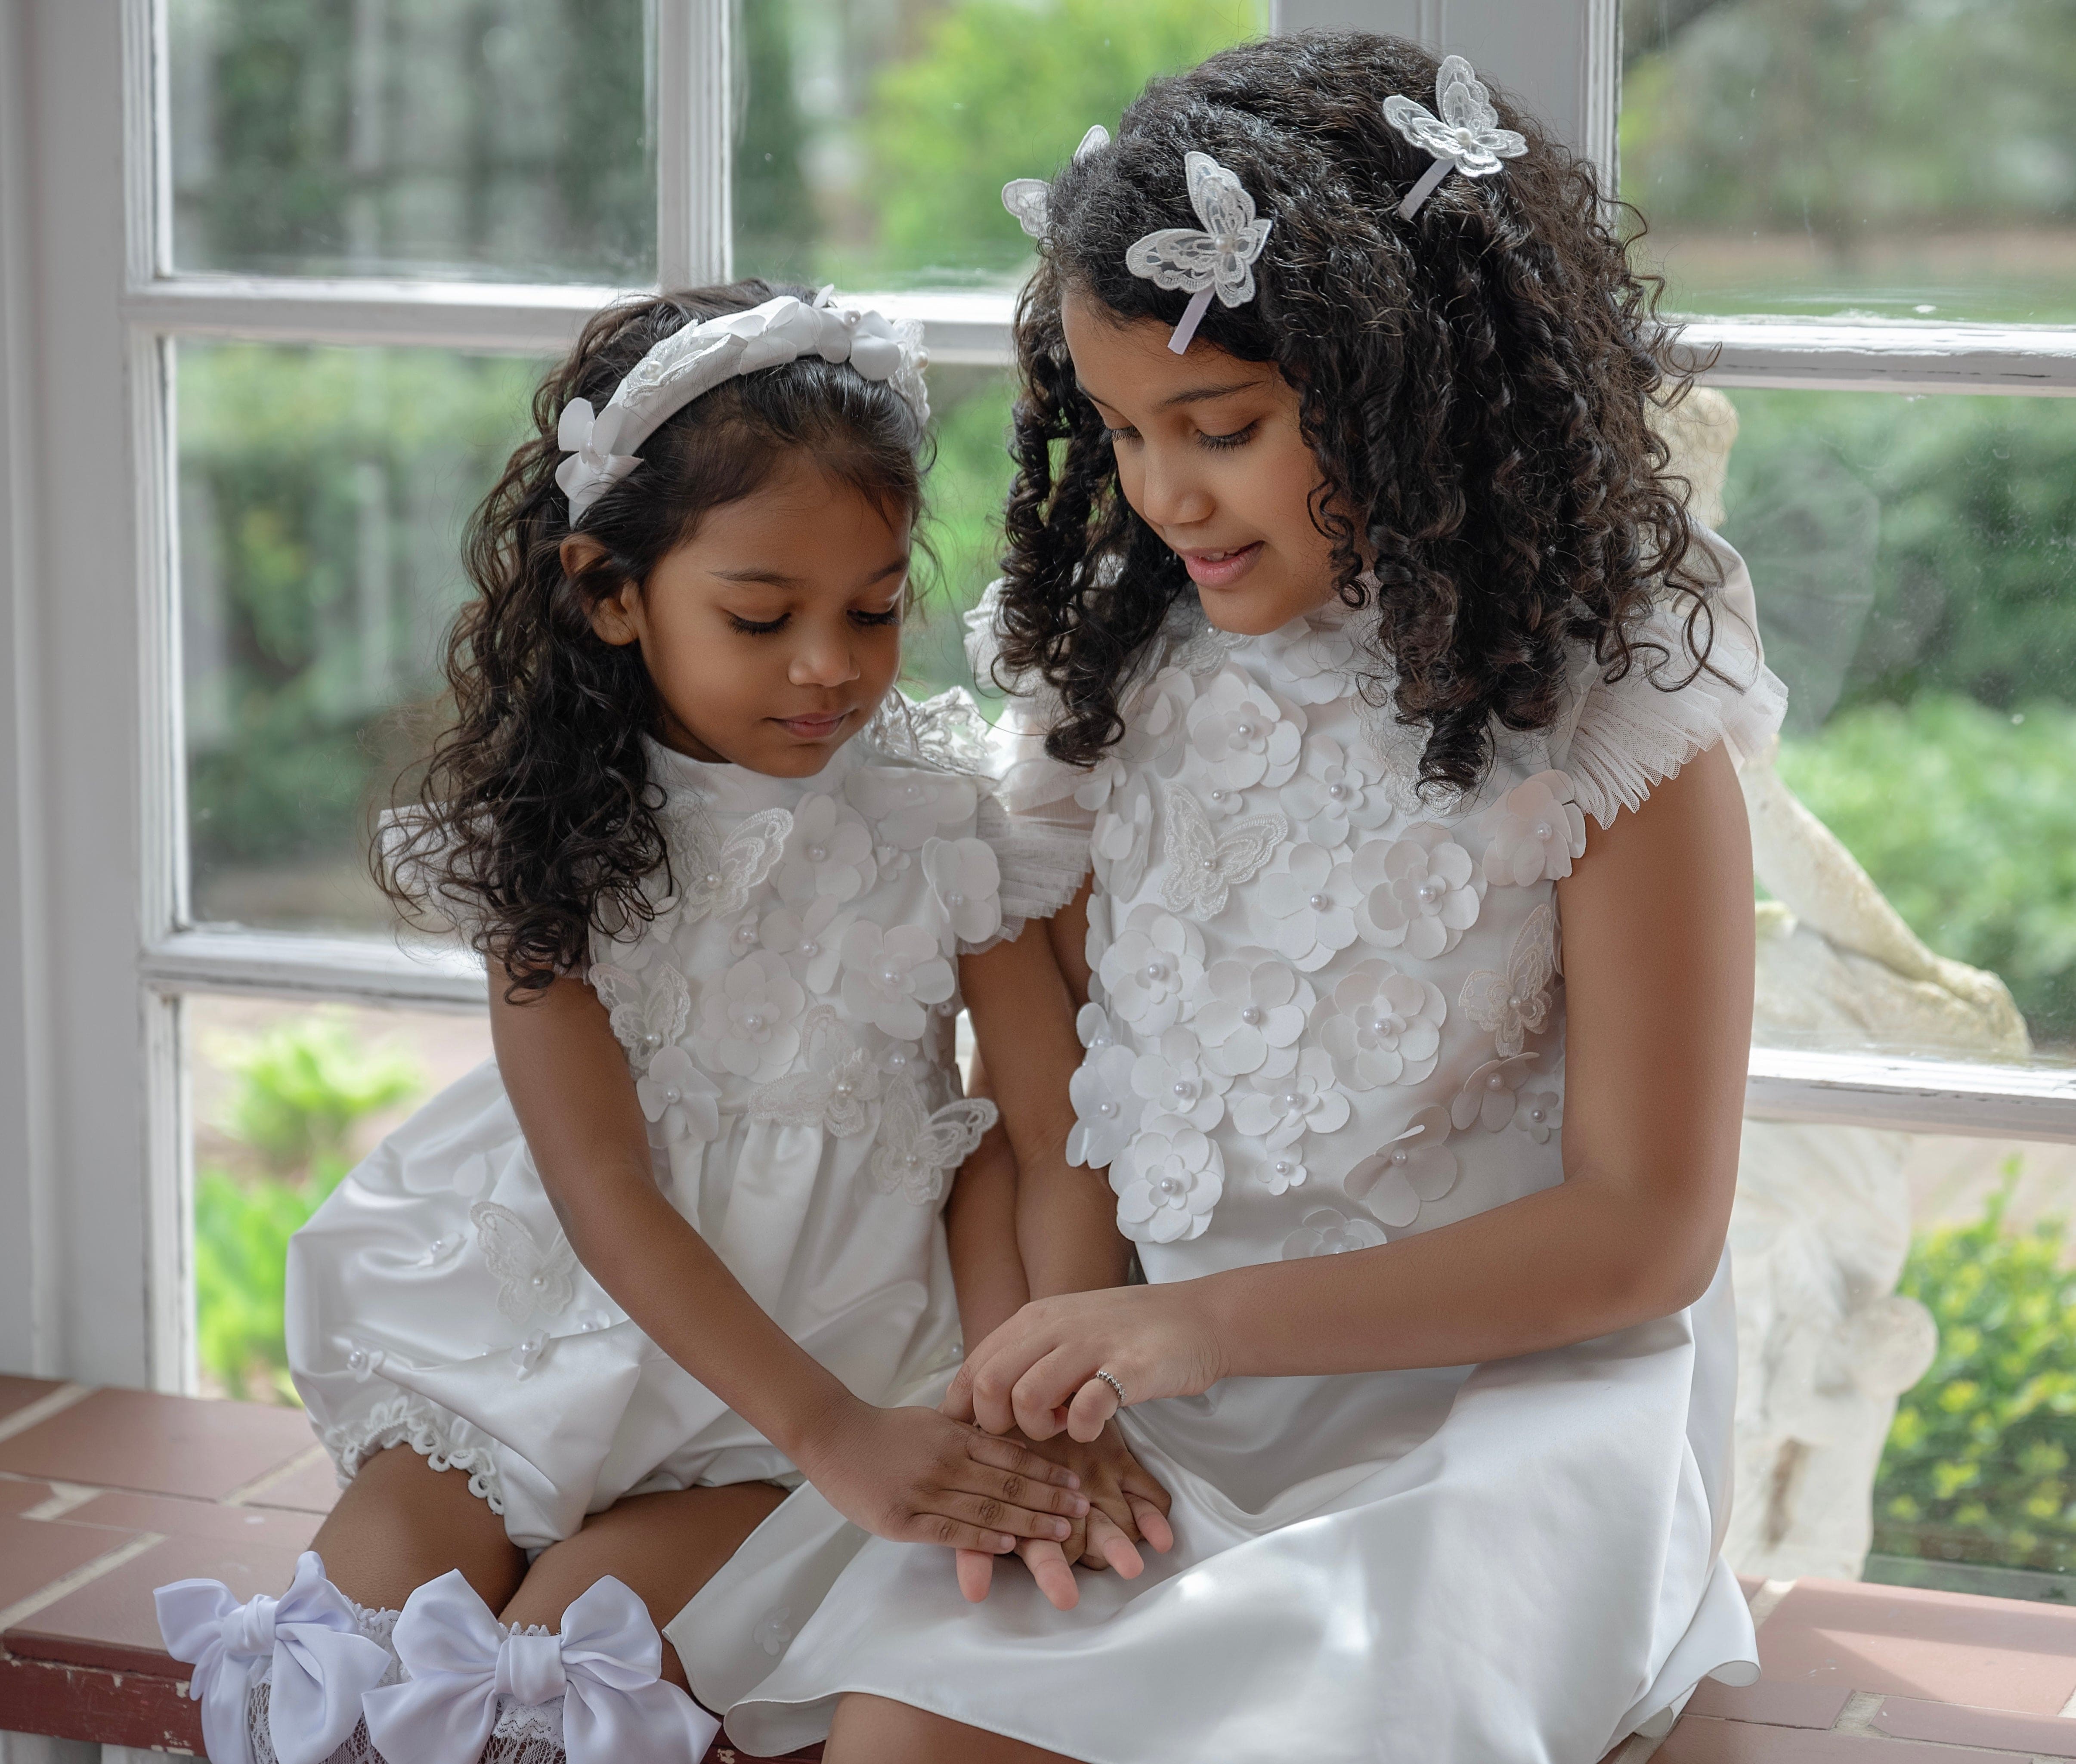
177, 340, 546, 933
189, 993, 492, 1402
732, 0, 1269, 291
1692, 387, 2076, 1065
906, 363, 1015, 701
1621, 0, 2076, 322
167, 0, 654, 284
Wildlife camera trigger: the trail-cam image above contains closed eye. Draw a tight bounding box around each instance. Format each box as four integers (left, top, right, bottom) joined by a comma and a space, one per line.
1198, 422, 1257, 452
851, 604, 902, 628
726, 612, 788, 635
1103, 425, 1139, 445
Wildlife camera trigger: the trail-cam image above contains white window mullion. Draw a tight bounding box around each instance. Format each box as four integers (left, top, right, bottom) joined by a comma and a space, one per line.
658, 0, 731, 288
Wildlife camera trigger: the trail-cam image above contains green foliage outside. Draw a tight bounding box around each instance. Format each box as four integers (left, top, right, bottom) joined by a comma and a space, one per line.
194, 1019, 421, 1403
1874, 1168, 2076, 1575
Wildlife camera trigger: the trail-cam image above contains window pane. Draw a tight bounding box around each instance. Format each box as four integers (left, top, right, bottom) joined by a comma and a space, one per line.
167, 0, 653, 284
1692, 386, 2076, 1063
177, 341, 545, 932
906, 363, 1014, 700
1621, 1, 2076, 322
189, 994, 491, 1403
732, 0, 1268, 291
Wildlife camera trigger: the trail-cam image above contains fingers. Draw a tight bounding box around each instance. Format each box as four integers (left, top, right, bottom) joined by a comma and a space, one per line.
1065, 1374, 1122, 1444
1127, 1495, 1175, 1554
955, 1547, 995, 1603
1009, 1349, 1089, 1440
904, 1517, 1019, 1553
1015, 1538, 1080, 1611
1084, 1509, 1144, 1579
963, 1432, 1083, 1500
940, 1364, 977, 1424
937, 1488, 1083, 1543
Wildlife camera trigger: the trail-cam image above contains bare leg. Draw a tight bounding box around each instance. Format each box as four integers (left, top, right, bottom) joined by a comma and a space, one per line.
826, 1693, 1079, 1764
310, 1444, 526, 1613
498, 1482, 789, 1690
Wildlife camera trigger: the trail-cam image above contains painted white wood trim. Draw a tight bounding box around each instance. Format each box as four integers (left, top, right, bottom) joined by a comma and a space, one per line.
1746, 1046, 2076, 1142
144, 928, 488, 1011
143, 993, 190, 1393
122, 275, 626, 353
658, 0, 730, 287
1677, 318, 2076, 397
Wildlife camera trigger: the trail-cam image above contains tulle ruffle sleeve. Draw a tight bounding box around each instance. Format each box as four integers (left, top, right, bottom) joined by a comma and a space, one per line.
1550, 529, 1789, 829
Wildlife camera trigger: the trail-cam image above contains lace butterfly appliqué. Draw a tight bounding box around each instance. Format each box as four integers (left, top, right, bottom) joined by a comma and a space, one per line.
588, 960, 691, 1075
470, 1202, 578, 1325
1001, 124, 1111, 239
751, 1006, 882, 1138
672, 806, 792, 923
1161, 788, 1287, 919
1124, 150, 1273, 353
870, 1074, 999, 1206
1459, 904, 1558, 1059
1382, 53, 1527, 218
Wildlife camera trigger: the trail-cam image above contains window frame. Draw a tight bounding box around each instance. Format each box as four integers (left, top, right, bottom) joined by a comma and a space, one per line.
0, 0, 2072, 1393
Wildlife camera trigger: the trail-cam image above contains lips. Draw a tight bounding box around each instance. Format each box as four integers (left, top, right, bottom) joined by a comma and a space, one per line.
775, 710, 851, 740
1178, 541, 1264, 588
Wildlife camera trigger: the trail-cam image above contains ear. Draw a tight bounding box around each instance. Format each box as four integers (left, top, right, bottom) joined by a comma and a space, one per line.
562, 533, 642, 647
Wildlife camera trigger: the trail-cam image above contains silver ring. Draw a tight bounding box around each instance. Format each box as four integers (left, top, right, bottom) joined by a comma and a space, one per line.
1092, 1369, 1128, 1408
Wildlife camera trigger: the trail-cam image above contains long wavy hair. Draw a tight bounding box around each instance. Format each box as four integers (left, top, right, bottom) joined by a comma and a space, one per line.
994, 30, 1716, 795
380, 280, 928, 999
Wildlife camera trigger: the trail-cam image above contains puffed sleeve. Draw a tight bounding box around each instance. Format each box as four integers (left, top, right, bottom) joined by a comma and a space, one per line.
1549, 529, 1789, 828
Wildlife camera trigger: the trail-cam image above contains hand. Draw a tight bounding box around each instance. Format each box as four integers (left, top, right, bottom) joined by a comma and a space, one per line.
945, 1284, 1228, 1444
791, 1396, 1089, 1555
948, 1421, 1176, 1609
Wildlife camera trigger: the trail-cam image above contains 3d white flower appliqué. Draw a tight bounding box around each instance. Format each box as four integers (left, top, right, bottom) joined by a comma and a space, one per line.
1481, 770, 1587, 887
1254, 1149, 1309, 1196
1312, 958, 1447, 1090
694, 947, 808, 1082
838, 922, 956, 1041
635, 1046, 722, 1147
1193, 952, 1312, 1078
1460, 904, 1558, 1059
1113, 1125, 1225, 1244
1160, 788, 1287, 920
674, 807, 792, 923
1067, 1004, 1140, 1170
758, 894, 853, 995
1355, 823, 1483, 958
1346, 1103, 1459, 1228
1186, 671, 1304, 795
1094, 776, 1157, 899
1281, 1207, 1387, 1261
587, 961, 691, 1075
870, 1073, 998, 1206
1259, 843, 1361, 972
470, 1203, 579, 1325
844, 768, 975, 854
1230, 1046, 1350, 1151
1284, 736, 1390, 850
1260, 615, 1358, 706
1382, 53, 1528, 219
1131, 1026, 1231, 1133
751, 1006, 882, 1137
1125, 150, 1274, 354
922, 836, 1003, 950
1451, 1052, 1540, 1132
1001, 123, 1111, 240
1514, 1080, 1563, 1145
775, 795, 878, 907
1098, 904, 1207, 1034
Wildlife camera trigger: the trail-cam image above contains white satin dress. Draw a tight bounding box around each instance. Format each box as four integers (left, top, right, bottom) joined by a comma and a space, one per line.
671, 535, 1785, 1763
287, 697, 1086, 1553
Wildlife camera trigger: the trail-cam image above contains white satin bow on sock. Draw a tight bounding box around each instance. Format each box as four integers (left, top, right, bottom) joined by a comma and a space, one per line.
362, 1571, 720, 1764
154, 1550, 394, 1764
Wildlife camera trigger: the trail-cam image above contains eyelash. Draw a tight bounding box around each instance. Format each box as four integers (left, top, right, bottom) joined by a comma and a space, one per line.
1102, 423, 1257, 451
725, 607, 902, 637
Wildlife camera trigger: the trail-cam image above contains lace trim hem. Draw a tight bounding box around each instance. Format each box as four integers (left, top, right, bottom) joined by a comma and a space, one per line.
321, 1391, 508, 1514
974, 795, 1093, 942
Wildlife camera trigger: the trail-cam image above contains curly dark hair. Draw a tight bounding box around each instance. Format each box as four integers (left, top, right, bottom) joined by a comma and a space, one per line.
994, 30, 1717, 795
379, 280, 928, 999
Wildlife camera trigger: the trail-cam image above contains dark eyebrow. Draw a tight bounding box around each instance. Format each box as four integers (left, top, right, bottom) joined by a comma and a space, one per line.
1158, 377, 1271, 409
709, 556, 910, 592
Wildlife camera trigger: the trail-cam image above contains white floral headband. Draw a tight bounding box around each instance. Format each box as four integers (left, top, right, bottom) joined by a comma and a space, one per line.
556, 291, 929, 522
1001, 124, 1111, 241
1124, 151, 1273, 354
1382, 54, 1526, 220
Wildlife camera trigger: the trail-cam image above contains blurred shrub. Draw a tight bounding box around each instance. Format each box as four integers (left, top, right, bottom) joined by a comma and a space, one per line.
1874, 1167, 2076, 1574
195, 1017, 421, 1402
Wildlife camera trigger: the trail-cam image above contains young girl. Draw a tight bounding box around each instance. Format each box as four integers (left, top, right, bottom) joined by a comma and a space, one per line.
152, 282, 1167, 1764
675, 34, 1786, 1764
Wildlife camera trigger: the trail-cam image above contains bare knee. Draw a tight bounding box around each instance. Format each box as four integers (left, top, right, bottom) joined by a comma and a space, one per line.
309, 1445, 523, 1613
826, 1693, 1071, 1764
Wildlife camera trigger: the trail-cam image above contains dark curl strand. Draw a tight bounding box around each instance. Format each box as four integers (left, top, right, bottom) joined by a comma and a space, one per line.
377, 280, 928, 1000
995, 31, 1717, 796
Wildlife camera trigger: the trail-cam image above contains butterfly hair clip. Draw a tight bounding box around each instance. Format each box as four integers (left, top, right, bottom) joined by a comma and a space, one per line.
1124, 151, 1273, 355
1001, 124, 1113, 241
1382, 53, 1527, 220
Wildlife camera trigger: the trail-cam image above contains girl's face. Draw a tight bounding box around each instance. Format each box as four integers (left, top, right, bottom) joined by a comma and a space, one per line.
570, 453, 910, 776
1063, 286, 1339, 635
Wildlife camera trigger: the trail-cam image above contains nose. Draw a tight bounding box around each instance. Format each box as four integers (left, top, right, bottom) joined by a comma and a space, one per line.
1132, 441, 1217, 533
788, 621, 862, 690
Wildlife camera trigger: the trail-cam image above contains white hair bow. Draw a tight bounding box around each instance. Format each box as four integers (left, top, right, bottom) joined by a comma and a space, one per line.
557, 293, 929, 522
1383, 54, 1527, 218
361, 1571, 718, 1764
154, 1551, 393, 1764
1124, 151, 1273, 355
1001, 124, 1112, 240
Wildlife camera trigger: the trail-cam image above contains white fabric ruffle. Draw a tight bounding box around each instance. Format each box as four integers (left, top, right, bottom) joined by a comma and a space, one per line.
320, 1390, 509, 1515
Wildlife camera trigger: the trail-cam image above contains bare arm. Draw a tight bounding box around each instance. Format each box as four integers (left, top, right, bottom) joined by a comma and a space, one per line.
953, 745, 1756, 1438
959, 911, 1129, 1298
489, 972, 1087, 1547
942, 1054, 1029, 1347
